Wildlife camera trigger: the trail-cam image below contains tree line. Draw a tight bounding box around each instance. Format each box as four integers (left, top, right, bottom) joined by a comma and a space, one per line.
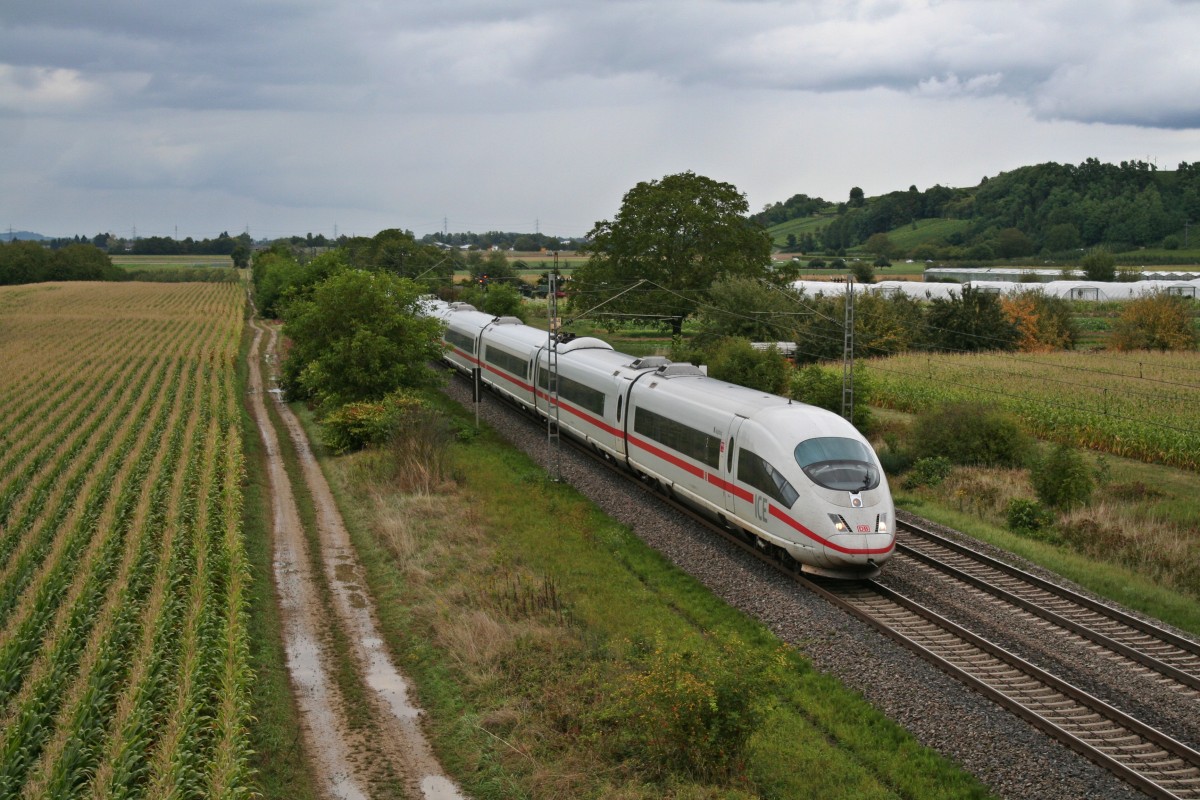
34, 231, 253, 258
0, 240, 239, 285
756, 158, 1200, 261
0, 240, 122, 284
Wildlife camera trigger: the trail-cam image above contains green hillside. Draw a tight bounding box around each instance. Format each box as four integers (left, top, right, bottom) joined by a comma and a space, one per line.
767, 212, 838, 248
759, 158, 1200, 265
881, 218, 972, 251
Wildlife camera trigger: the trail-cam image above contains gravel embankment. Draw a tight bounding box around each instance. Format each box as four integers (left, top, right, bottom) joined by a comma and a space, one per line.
447, 378, 1158, 800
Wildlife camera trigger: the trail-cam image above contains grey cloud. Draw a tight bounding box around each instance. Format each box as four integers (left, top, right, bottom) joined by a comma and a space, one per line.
5, 0, 1200, 241
6, 0, 1199, 128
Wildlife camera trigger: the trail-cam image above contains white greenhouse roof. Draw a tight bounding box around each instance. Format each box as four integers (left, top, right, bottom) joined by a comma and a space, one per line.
790, 278, 1200, 301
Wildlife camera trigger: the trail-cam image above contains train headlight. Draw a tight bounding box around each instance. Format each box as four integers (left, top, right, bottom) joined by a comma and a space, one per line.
827, 513, 849, 532
876, 514, 888, 533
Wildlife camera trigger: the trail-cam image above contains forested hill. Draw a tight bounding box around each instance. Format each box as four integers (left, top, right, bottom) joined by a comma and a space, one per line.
755, 158, 1200, 261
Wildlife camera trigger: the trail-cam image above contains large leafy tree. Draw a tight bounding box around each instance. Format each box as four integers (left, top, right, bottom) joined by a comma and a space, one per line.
922, 286, 1019, 353
342, 228, 457, 287
694, 276, 803, 344
571, 172, 772, 336
281, 269, 445, 411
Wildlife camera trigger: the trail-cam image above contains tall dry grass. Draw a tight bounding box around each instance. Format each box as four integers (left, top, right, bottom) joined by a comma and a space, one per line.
913, 465, 1200, 599
1056, 503, 1199, 596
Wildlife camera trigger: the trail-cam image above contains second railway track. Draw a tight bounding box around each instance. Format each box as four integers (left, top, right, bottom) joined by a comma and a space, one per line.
894, 518, 1200, 694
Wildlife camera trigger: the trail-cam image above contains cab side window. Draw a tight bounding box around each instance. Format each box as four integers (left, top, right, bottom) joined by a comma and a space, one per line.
737, 449, 799, 508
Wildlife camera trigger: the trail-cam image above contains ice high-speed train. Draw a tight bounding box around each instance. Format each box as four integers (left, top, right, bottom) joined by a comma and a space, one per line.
426, 300, 895, 578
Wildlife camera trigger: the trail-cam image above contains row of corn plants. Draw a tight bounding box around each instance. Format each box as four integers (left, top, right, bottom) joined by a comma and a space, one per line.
0, 305, 161, 419
19, 359, 199, 796
0, 356, 187, 791
0, 316, 187, 532
0, 320, 174, 519
0, 351, 177, 631
0, 309, 125, 421
0, 282, 255, 798
0, 356, 126, 493
0, 360, 134, 535
0, 354, 177, 686
867, 349, 1200, 470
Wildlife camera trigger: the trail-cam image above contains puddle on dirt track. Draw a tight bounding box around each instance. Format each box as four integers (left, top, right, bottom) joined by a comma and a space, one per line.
422, 775, 466, 799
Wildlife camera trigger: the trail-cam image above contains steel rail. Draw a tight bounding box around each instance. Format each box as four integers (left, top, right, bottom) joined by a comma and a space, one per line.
895, 519, 1200, 692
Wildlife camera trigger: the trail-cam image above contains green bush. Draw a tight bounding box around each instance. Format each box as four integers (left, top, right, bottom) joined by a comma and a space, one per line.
1081, 251, 1116, 281
1005, 498, 1055, 534
912, 402, 1031, 468
788, 362, 873, 430
706, 337, 791, 395
902, 456, 953, 490
461, 282, 527, 320
877, 439, 914, 476
320, 391, 426, 454
605, 633, 781, 782
850, 261, 876, 284
1030, 443, 1093, 510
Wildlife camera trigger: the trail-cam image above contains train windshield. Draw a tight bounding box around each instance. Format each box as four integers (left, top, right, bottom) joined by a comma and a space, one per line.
794, 437, 880, 492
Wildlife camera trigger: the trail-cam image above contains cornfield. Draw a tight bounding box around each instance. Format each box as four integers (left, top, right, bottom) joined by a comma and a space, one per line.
866, 349, 1200, 471
0, 282, 254, 798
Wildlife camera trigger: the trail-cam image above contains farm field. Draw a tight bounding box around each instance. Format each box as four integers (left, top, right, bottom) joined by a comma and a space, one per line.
110, 254, 235, 269
866, 348, 1200, 470
0, 282, 253, 796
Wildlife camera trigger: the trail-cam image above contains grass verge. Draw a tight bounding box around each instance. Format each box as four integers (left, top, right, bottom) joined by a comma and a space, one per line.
302, 392, 995, 799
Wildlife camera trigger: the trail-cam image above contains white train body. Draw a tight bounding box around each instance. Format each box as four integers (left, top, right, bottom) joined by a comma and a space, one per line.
427, 300, 895, 578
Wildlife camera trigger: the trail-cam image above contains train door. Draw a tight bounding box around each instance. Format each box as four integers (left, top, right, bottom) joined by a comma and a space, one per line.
531, 345, 550, 416
722, 415, 748, 513
614, 377, 633, 459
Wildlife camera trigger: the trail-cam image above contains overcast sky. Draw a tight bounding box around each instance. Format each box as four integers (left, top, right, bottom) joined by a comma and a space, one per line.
3, 0, 1199, 241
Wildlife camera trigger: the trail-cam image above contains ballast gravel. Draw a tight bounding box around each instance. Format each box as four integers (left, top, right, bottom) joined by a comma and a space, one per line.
446, 379, 1169, 800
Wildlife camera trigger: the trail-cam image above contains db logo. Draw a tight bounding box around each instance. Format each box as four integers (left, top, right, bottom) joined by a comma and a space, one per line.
857, 524, 871, 533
